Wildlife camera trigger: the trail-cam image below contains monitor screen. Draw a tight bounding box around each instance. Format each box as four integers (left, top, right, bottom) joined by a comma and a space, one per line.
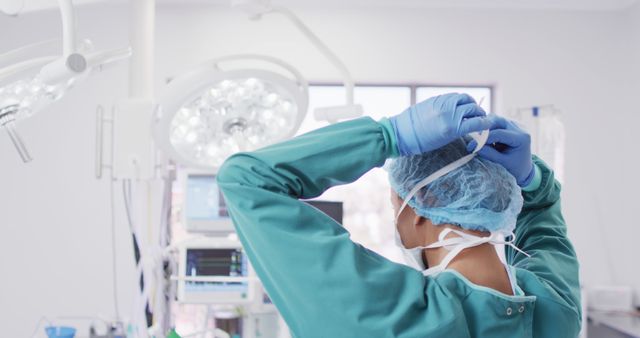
185, 175, 229, 221
185, 248, 248, 293
305, 201, 343, 224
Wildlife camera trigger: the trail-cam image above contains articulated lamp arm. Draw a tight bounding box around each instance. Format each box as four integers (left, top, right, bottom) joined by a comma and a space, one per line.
233, 0, 363, 123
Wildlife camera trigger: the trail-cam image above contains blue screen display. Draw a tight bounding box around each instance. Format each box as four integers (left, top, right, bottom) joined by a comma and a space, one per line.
186, 175, 229, 220
185, 248, 248, 293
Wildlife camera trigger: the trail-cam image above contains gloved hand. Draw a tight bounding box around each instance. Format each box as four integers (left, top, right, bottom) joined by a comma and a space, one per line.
390, 93, 492, 156
466, 116, 535, 187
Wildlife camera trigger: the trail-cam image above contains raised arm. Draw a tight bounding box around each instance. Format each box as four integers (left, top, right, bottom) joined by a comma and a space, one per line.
217, 118, 428, 337
471, 117, 580, 315
508, 157, 581, 314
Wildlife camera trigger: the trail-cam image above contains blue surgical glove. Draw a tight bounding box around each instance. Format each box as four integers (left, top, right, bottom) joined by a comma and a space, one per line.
466, 117, 535, 187
390, 93, 492, 156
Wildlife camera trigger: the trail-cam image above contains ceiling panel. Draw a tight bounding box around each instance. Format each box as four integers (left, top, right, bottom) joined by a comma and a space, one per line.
3, 0, 638, 14
168, 0, 639, 11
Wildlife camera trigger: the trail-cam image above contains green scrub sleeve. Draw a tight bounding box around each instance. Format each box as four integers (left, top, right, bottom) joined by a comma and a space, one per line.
507, 156, 581, 318
378, 117, 400, 158
216, 117, 427, 337
521, 164, 542, 192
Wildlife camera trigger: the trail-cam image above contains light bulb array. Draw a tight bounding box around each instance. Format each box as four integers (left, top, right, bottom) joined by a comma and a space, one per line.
0, 75, 74, 121
168, 77, 298, 168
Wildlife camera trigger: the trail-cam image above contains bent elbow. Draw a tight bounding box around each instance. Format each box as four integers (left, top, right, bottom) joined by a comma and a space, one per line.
217, 153, 249, 186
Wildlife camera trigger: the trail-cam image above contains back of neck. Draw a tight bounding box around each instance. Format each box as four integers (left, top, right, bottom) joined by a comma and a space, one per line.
426, 243, 513, 295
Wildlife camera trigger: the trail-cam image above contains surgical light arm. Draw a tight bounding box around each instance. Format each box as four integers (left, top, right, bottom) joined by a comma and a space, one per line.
232, 0, 363, 123
58, 0, 77, 57
0, 106, 31, 162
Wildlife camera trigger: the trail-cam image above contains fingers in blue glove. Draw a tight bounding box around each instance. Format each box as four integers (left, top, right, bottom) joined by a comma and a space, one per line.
465, 116, 514, 151
453, 93, 477, 105
436, 92, 476, 105
483, 115, 509, 130
459, 116, 493, 135
474, 144, 507, 163
435, 93, 478, 121
485, 129, 528, 148
455, 103, 487, 119
465, 121, 534, 186
391, 93, 494, 156
466, 130, 523, 152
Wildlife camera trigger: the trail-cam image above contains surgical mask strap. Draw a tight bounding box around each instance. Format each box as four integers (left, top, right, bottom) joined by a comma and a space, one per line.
394, 131, 490, 224
432, 239, 485, 275
396, 227, 531, 275
501, 232, 531, 258
425, 228, 531, 258
420, 229, 531, 277
421, 238, 485, 277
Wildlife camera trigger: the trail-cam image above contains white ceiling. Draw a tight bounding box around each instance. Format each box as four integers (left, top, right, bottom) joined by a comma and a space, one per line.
3, 0, 639, 14
203, 0, 640, 11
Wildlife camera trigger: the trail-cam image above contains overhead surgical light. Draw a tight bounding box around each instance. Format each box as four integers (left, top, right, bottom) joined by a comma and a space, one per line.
154, 54, 308, 171
232, 0, 363, 123
0, 0, 131, 162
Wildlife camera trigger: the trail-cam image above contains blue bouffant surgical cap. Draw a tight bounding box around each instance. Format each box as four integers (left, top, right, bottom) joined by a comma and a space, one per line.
387, 138, 524, 233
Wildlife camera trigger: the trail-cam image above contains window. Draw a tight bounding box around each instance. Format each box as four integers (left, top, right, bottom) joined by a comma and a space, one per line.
300, 85, 412, 263
297, 86, 412, 135
416, 86, 492, 112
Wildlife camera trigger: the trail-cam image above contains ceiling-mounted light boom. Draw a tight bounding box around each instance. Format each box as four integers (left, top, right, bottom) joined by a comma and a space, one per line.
232, 0, 363, 123
0, 0, 131, 163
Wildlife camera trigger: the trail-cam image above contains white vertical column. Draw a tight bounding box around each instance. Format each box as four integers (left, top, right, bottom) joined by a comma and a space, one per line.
130, 0, 155, 100
58, 0, 77, 56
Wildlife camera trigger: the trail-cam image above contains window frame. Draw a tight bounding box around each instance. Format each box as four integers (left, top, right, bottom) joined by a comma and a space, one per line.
308, 82, 495, 113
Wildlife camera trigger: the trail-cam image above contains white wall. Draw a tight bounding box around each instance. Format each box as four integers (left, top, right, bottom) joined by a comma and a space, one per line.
0, 6, 137, 337
1, 2, 639, 337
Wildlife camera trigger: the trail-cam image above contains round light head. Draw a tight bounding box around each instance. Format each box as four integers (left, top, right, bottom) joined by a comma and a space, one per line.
156, 66, 308, 171
0, 56, 86, 122
0, 75, 76, 121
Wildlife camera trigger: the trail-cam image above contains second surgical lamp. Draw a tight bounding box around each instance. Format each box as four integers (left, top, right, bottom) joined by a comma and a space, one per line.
0, 0, 131, 162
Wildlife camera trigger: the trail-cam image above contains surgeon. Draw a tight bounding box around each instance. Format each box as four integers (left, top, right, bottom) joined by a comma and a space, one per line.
217, 93, 581, 338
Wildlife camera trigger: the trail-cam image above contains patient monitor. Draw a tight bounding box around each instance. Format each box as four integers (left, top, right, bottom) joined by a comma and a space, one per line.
176, 236, 255, 304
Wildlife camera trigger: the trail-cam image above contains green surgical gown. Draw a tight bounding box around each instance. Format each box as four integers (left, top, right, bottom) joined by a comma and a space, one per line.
217, 117, 581, 338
